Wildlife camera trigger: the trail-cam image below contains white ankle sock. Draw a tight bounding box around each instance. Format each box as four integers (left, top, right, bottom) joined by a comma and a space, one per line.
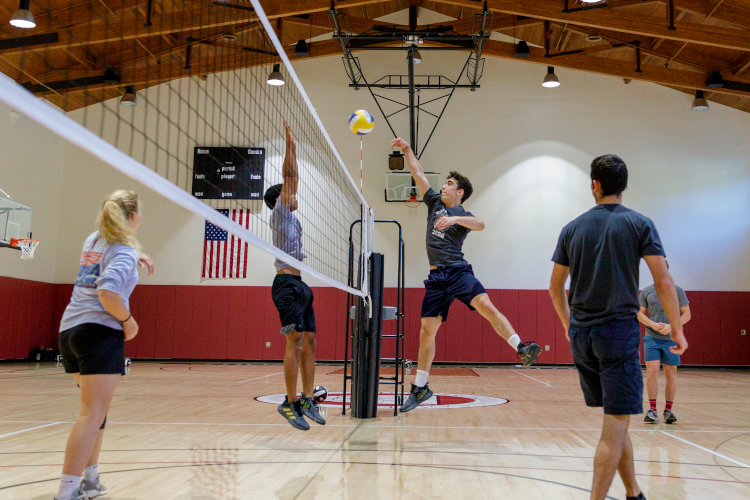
507, 334, 521, 351
84, 464, 98, 483
57, 474, 80, 499
415, 369, 429, 387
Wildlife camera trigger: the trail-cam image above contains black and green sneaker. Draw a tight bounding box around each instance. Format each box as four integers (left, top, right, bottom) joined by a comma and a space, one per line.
663, 410, 677, 424
299, 396, 326, 425
278, 397, 310, 431
399, 383, 433, 413
517, 341, 542, 367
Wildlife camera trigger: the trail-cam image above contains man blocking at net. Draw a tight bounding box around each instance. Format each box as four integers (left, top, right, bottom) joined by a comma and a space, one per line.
264, 120, 325, 431
637, 264, 691, 425
391, 138, 542, 413
549, 154, 688, 500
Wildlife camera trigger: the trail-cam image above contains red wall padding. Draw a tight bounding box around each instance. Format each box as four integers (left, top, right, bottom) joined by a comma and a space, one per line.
0, 278, 740, 365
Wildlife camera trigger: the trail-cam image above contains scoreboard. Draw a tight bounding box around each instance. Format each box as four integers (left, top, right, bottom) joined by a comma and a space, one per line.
192, 147, 265, 200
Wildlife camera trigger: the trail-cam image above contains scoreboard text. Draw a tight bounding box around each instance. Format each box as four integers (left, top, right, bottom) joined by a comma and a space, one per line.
192, 147, 265, 200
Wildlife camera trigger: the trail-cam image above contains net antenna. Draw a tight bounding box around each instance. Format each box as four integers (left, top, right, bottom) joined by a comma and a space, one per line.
0, 0, 372, 298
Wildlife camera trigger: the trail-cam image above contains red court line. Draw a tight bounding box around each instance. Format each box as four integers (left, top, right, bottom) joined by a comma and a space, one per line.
1, 461, 748, 485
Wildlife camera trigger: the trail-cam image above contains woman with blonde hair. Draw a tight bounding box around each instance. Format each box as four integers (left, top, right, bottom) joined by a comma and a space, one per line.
55, 190, 153, 500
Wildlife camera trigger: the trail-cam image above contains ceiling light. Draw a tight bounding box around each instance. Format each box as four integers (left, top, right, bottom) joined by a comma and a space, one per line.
120, 85, 137, 107
706, 71, 724, 89
10, 0, 35, 29
102, 67, 122, 85
221, 33, 238, 42
691, 90, 708, 111
406, 45, 422, 65
542, 66, 560, 88
515, 40, 529, 59
585, 32, 602, 42
267, 64, 285, 86
581, 0, 604, 3
294, 39, 309, 57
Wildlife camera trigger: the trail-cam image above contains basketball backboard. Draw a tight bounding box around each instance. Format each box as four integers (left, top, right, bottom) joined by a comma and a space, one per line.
385, 172, 441, 202
0, 198, 33, 248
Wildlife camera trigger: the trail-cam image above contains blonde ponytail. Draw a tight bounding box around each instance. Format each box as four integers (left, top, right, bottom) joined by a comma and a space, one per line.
96, 190, 141, 249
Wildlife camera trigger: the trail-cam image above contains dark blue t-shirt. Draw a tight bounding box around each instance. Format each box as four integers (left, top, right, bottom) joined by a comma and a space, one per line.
552, 204, 665, 327
424, 188, 473, 267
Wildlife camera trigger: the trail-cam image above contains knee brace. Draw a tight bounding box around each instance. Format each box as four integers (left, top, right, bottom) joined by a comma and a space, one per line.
100, 415, 107, 430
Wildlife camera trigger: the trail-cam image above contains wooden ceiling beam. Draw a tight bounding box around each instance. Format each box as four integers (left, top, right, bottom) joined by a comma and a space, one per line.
733, 52, 750, 76
469, 39, 750, 98
428, 0, 750, 51
673, 0, 750, 30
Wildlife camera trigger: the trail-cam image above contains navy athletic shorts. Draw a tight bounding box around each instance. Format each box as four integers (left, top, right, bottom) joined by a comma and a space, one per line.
59, 323, 125, 375
271, 274, 316, 335
421, 264, 487, 321
569, 317, 643, 415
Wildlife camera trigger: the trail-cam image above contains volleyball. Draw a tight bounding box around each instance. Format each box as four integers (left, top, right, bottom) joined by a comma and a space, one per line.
349, 109, 375, 135
313, 385, 328, 403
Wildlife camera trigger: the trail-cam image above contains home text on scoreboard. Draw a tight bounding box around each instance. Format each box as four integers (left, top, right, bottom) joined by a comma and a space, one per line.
192, 147, 265, 200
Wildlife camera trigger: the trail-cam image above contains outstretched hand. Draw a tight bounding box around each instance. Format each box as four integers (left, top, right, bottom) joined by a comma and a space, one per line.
284, 119, 296, 152
391, 138, 409, 151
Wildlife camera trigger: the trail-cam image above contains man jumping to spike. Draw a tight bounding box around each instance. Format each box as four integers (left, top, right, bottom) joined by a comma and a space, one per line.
391, 138, 542, 413
264, 120, 325, 431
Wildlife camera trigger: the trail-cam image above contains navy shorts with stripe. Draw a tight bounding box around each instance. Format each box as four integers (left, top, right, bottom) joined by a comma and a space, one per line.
421, 264, 487, 321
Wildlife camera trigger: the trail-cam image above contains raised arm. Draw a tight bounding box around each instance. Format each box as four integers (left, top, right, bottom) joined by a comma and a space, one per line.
643, 255, 687, 354
280, 119, 298, 206
391, 138, 430, 199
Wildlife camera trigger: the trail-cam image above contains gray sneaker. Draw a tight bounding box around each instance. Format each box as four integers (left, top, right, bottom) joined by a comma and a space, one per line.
299, 396, 326, 425
644, 409, 659, 423
54, 486, 86, 500
399, 383, 433, 413
80, 476, 108, 498
517, 341, 542, 367
663, 410, 677, 424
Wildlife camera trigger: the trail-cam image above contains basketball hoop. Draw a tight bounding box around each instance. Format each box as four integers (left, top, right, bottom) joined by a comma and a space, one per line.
11, 238, 39, 260
405, 195, 420, 217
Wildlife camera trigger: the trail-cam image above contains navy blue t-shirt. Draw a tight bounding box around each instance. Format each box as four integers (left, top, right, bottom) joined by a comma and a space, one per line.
552, 204, 665, 327
423, 188, 473, 267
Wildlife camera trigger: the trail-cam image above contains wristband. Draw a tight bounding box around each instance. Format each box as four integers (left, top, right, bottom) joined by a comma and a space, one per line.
121, 313, 132, 323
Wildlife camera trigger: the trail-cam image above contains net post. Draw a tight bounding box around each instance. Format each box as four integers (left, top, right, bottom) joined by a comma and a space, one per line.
351, 252, 385, 419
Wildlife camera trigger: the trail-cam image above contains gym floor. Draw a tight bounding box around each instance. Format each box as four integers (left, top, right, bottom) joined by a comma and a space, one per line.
0, 362, 748, 499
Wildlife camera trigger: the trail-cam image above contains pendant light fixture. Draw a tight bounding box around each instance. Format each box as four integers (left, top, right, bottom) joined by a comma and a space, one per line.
10, 0, 36, 29
691, 90, 709, 111
120, 86, 137, 107
542, 66, 560, 88
267, 64, 285, 86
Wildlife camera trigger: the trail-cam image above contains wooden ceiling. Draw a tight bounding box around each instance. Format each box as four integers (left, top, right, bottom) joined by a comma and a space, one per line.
1, 0, 749, 113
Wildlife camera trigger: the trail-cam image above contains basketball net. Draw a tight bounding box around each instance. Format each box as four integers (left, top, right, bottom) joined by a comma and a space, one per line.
11, 238, 39, 260
406, 194, 420, 217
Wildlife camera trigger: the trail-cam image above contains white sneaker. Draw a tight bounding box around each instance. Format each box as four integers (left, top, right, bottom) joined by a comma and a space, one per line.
54, 486, 86, 500
80, 476, 108, 498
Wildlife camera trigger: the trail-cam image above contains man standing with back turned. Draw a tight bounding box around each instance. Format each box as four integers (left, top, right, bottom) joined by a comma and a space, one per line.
549, 155, 687, 500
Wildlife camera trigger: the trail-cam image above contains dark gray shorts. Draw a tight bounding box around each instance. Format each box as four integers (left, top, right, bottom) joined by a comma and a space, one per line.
59, 323, 125, 375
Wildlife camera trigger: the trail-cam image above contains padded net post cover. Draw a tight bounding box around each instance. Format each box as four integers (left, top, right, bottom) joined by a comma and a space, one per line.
0, 0, 371, 296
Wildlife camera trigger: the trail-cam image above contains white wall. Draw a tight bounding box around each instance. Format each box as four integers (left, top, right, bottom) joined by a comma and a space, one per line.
0, 100, 65, 282
6, 51, 749, 291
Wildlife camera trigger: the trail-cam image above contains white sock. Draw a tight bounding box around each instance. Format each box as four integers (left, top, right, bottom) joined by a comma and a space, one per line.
84, 464, 98, 483
507, 334, 521, 351
57, 474, 80, 499
415, 369, 429, 387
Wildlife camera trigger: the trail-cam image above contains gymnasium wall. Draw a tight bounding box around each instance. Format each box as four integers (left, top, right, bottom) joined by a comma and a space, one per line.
2, 49, 750, 363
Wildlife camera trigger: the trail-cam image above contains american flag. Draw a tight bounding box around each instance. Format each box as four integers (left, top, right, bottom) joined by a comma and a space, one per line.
202, 209, 249, 279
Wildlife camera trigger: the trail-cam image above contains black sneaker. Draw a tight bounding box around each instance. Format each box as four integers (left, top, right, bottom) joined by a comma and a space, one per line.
399, 383, 433, 413
517, 341, 542, 367
299, 396, 326, 425
663, 410, 677, 424
626, 493, 647, 500
278, 397, 310, 431
644, 409, 659, 423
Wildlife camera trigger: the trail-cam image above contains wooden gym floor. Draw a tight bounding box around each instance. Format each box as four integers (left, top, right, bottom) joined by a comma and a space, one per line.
0, 362, 749, 499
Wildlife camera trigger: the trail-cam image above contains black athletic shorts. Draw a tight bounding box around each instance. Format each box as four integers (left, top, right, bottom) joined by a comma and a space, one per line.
569, 317, 643, 415
271, 274, 316, 334
59, 323, 125, 375
421, 264, 487, 321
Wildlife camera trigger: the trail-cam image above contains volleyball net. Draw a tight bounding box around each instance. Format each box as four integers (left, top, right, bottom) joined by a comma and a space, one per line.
0, 0, 371, 296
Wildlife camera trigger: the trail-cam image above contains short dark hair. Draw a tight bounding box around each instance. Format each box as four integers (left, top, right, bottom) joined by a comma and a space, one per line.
448, 171, 473, 203
264, 184, 283, 210
590, 154, 628, 197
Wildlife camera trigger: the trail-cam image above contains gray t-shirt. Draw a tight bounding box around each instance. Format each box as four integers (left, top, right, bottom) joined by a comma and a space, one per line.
423, 188, 473, 267
552, 204, 665, 327
270, 199, 306, 272
639, 284, 689, 339
59, 231, 140, 332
